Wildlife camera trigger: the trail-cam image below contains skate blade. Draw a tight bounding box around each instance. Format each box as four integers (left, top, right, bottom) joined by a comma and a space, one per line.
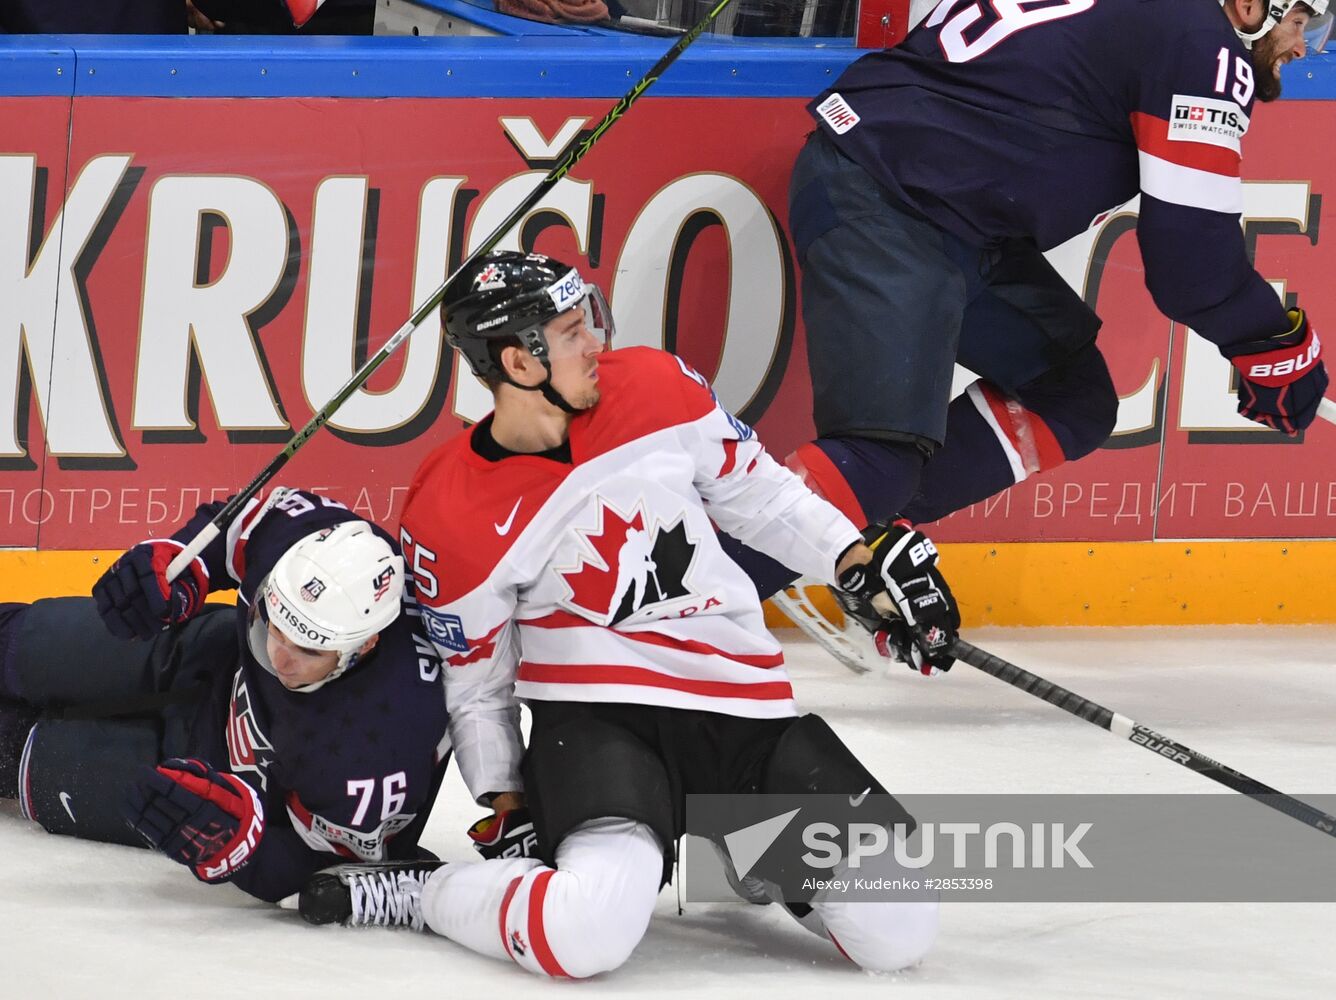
770, 580, 877, 675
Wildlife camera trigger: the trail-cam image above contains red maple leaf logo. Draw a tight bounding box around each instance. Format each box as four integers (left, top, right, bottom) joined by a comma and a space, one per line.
557, 502, 646, 621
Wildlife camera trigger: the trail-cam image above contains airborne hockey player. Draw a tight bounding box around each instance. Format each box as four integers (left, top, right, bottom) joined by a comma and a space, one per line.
0, 489, 449, 902
298, 250, 955, 976
724, 0, 1331, 608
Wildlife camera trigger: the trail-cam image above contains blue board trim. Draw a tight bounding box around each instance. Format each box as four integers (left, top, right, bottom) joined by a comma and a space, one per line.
1, 31, 1331, 101
0, 40, 76, 97
0, 34, 858, 99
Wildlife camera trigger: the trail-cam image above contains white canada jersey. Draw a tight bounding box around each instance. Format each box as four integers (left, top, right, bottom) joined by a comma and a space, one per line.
400, 347, 862, 801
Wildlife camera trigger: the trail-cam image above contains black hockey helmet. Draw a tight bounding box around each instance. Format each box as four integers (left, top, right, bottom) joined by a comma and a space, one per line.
442, 250, 613, 381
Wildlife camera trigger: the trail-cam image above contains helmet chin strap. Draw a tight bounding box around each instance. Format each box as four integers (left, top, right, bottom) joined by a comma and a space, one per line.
538, 379, 583, 415
1221, 0, 1268, 46
502, 358, 583, 415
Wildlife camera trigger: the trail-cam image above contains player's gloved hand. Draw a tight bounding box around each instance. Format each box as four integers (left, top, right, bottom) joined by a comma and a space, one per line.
1221, 308, 1327, 435
93, 540, 209, 640
837, 519, 960, 676
467, 808, 540, 861
123, 758, 264, 883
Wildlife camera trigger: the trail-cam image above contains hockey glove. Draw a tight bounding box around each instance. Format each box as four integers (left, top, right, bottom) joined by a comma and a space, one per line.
1221, 308, 1327, 435
467, 808, 540, 861
93, 540, 209, 640
837, 520, 960, 676
124, 758, 264, 883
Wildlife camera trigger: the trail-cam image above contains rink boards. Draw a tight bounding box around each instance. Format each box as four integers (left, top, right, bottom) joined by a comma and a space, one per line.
1, 34, 1335, 623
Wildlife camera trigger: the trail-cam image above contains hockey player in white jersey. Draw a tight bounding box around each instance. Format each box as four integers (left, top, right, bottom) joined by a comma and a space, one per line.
298, 251, 955, 976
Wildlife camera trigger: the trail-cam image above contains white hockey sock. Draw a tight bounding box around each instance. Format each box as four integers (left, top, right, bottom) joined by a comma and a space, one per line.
423, 817, 663, 979
809, 847, 940, 972
813, 894, 939, 972
421, 855, 543, 959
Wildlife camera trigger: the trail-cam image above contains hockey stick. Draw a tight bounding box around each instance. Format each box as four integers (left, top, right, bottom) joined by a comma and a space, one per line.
1318, 397, 1336, 425
166, 0, 737, 580
951, 637, 1336, 839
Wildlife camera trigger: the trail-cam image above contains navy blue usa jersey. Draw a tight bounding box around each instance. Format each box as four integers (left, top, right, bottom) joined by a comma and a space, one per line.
811, 0, 1289, 348
176, 489, 449, 902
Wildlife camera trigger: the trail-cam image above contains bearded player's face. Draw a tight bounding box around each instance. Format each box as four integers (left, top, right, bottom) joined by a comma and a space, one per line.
1252, 5, 1313, 102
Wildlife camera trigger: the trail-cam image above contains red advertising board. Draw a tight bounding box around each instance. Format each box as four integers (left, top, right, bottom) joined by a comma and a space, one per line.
2, 95, 1334, 550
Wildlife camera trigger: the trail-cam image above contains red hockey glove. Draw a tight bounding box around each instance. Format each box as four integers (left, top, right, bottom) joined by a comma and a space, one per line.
93, 540, 209, 640
1222, 308, 1327, 435
124, 758, 264, 883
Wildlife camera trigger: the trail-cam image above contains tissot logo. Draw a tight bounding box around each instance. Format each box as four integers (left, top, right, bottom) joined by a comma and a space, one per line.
1173, 104, 1243, 130
1167, 94, 1248, 151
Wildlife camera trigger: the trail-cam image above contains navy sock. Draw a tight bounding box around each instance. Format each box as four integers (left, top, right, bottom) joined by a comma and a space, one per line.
901, 394, 1027, 525
808, 435, 925, 525
717, 534, 800, 602
719, 436, 924, 601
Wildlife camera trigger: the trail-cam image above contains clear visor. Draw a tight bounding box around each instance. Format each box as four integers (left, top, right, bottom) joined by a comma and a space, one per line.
247, 596, 281, 680
247, 589, 353, 693
539, 284, 615, 359
582, 284, 615, 352
1307, 11, 1333, 52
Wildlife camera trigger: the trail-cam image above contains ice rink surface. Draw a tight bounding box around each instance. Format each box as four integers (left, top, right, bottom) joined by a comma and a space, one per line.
3, 626, 1334, 999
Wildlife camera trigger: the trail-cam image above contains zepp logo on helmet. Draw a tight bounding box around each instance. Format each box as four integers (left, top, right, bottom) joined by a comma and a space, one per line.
547, 269, 587, 313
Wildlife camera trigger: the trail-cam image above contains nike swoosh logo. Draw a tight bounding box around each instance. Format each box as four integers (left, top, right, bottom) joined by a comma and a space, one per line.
849, 787, 870, 808
59, 791, 76, 822
495, 497, 523, 536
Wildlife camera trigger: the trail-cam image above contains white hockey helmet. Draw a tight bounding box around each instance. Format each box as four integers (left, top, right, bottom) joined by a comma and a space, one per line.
256, 520, 405, 690
1225, 0, 1332, 51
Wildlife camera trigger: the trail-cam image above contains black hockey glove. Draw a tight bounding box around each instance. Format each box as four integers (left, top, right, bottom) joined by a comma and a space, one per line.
124, 758, 264, 883
1221, 308, 1327, 435
93, 540, 209, 640
837, 520, 960, 676
467, 808, 540, 861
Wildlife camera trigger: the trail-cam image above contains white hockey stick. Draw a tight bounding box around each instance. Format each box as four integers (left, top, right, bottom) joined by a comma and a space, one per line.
1318, 397, 1336, 426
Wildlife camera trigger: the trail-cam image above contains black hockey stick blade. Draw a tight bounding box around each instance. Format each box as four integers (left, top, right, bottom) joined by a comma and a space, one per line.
166, 0, 739, 580
951, 637, 1336, 839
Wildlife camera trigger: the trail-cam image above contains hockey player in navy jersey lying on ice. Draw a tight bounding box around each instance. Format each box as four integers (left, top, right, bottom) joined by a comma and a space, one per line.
0, 488, 450, 903
297, 250, 952, 976
724, 0, 1332, 661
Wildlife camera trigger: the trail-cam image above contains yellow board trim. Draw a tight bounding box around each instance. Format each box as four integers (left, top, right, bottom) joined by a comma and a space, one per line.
767, 541, 1336, 627
0, 550, 236, 605
2, 541, 1332, 625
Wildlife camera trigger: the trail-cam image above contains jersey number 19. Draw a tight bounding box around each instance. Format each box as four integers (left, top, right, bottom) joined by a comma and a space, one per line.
928, 0, 1096, 63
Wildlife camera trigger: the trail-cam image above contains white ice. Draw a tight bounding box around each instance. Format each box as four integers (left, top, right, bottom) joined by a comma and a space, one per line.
4, 627, 1334, 999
